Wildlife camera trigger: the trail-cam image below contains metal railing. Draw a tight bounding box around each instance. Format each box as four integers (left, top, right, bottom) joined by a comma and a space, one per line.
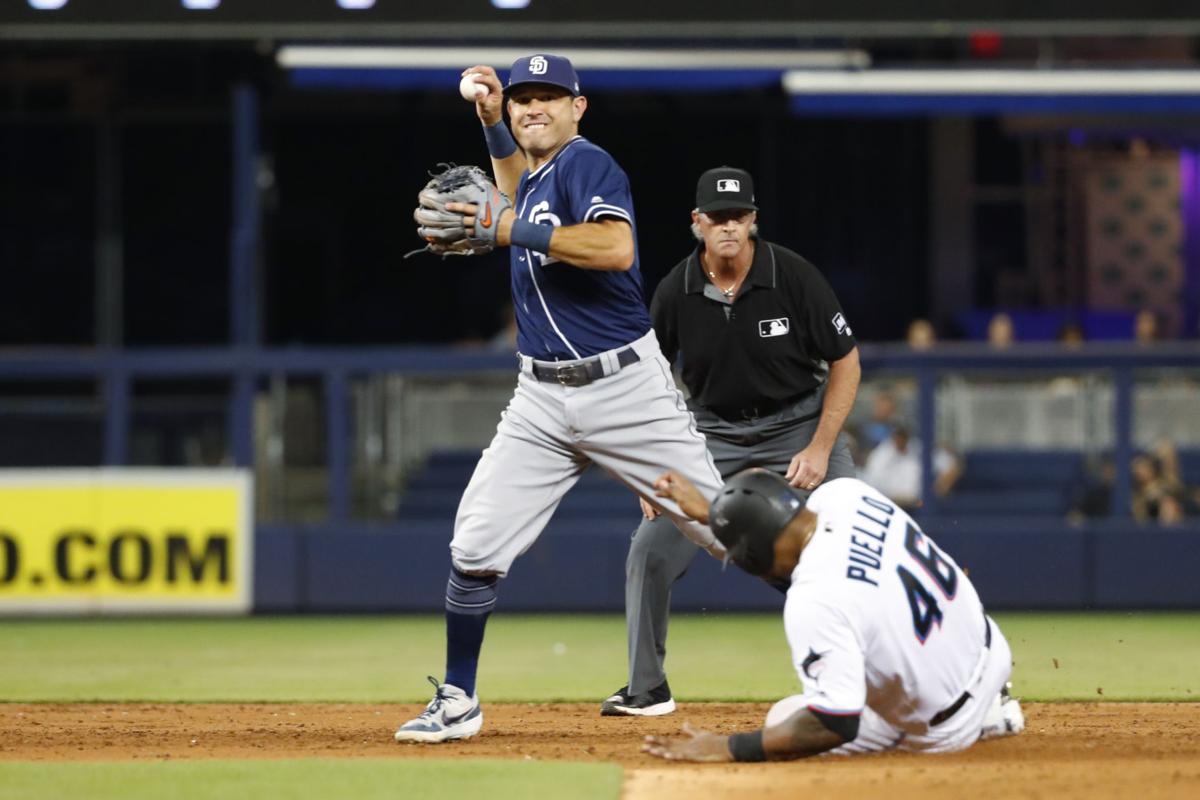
0, 341, 1197, 523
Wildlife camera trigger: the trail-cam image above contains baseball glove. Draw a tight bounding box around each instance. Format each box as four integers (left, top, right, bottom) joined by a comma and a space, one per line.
410, 163, 512, 257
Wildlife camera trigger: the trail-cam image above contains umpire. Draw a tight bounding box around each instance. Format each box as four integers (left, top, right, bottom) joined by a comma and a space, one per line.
602, 166, 861, 716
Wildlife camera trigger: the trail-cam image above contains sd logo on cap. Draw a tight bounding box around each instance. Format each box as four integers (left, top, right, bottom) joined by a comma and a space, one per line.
505, 53, 582, 96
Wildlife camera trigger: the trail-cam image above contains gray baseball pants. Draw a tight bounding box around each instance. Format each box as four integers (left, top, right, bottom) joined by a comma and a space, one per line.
451, 329, 727, 577
624, 388, 856, 695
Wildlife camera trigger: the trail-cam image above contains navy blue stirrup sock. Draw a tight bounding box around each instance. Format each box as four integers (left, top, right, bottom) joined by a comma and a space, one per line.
445, 611, 489, 696
443, 567, 499, 697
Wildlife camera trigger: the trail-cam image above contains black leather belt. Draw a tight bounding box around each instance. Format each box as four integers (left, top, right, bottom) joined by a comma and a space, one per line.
530, 347, 639, 388
929, 613, 993, 727
707, 390, 814, 423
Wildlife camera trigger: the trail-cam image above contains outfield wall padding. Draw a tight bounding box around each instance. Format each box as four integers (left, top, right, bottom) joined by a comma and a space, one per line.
253, 521, 1200, 612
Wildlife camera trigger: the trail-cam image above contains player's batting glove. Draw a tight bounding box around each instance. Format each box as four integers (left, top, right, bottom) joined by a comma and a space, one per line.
410, 163, 512, 257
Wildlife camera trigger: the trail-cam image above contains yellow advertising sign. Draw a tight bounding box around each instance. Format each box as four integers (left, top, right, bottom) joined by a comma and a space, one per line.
0, 470, 252, 614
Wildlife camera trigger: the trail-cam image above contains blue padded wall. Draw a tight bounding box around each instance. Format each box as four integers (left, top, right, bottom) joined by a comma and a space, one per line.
1091, 531, 1200, 608
251, 519, 1200, 612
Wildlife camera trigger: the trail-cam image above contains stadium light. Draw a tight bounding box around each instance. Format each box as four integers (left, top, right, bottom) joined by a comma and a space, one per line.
491, 0, 532, 8
781, 69, 1200, 114
27, 0, 68, 10
277, 46, 870, 71
336, 0, 377, 9
782, 70, 1200, 95
181, 0, 221, 9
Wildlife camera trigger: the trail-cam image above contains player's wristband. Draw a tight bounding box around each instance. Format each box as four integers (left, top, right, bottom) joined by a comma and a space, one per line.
728, 730, 767, 762
510, 219, 554, 255
483, 121, 518, 159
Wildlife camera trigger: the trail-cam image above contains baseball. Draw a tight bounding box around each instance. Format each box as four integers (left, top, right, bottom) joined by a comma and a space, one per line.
459, 74, 489, 102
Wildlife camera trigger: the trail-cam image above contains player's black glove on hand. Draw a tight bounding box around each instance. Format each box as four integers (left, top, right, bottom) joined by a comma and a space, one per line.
410, 163, 512, 257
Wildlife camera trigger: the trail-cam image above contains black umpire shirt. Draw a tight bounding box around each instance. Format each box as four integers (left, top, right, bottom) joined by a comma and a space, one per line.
650, 238, 856, 419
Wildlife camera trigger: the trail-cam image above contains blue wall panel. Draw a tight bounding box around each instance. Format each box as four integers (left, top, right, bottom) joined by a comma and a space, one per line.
672, 554, 786, 611
934, 527, 1089, 610
252, 521, 1198, 613
253, 525, 303, 612
304, 528, 448, 611
1091, 532, 1200, 608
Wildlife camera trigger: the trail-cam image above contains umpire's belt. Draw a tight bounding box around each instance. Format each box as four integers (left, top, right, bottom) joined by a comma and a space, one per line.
707, 390, 815, 423
929, 612, 993, 728
529, 347, 640, 388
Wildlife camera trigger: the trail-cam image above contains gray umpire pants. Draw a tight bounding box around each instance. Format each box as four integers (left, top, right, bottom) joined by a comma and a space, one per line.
624, 387, 856, 695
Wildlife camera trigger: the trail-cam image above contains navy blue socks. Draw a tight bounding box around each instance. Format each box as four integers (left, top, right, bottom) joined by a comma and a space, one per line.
444, 610, 490, 696
443, 567, 499, 696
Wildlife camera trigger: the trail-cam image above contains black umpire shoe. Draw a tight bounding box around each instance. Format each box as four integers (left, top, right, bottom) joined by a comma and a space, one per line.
600, 679, 676, 717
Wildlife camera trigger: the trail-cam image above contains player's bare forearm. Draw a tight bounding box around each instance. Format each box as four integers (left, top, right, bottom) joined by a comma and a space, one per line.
809, 346, 860, 453
549, 219, 635, 270
461, 64, 523, 198
761, 708, 848, 760
643, 711, 845, 763
490, 152, 526, 202
525, 218, 634, 270
653, 471, 711, 524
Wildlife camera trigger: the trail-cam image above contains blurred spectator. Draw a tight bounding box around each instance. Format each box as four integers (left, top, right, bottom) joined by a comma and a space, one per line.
1131, 453, 1173, 523
1072, 445, 1197, 525
860, 425, 962, 512
860, 391, 899, 451
1068, 455, 1114, 523
1147, 440, 1200, 520
906, 318, 937, 350
1152, 439, 1185, 492
1057, 321, 1085, 349
1134, 308, 1161, 345
987, 312, 1014, 349
1048, 320, 1087, 394
1158, 492, 1188, 526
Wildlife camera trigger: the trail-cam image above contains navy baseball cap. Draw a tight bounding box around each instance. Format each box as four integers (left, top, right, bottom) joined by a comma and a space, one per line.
505, 54, 581, 97
695, 167, 758, 213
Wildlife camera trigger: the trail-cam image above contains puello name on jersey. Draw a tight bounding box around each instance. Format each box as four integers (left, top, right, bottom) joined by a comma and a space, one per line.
845, 495, 895, 587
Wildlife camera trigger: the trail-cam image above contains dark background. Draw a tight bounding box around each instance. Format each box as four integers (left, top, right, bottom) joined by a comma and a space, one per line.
0, 48, 932, 347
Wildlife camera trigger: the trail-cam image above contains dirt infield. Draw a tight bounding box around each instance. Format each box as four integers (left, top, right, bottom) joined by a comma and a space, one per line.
2, 702, 1199, 799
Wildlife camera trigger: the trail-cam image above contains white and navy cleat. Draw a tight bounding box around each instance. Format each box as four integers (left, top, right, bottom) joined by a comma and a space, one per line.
395, 676, 483, 743
980, 682, 1025, 740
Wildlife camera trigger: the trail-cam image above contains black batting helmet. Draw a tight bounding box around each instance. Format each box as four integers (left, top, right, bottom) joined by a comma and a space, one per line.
709, 468, 806, 575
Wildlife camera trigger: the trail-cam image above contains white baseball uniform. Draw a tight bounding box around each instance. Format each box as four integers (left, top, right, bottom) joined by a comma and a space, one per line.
774, 477, 1013, 753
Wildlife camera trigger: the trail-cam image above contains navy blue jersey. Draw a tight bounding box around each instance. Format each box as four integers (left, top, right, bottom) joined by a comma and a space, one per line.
510, 136, 652, 360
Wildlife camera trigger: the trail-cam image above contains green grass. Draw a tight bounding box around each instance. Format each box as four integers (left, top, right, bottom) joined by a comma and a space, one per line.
998, 613, 1200, 701
1, 612, 1197, 703
0, 759, 622, 800
1, 613, 1195, 800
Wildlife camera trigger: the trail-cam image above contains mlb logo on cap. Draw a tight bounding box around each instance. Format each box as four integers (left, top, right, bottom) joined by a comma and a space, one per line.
696, 167, 758, 213
506, 53, 582, 96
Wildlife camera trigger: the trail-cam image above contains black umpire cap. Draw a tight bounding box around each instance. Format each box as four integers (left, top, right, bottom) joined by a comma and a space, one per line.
709, 468, 805, 576
695, 167, 758, 213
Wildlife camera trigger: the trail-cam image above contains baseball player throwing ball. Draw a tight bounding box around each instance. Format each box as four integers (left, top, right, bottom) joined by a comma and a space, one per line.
394, 54, 726, 744
642, 468, 1025, 761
